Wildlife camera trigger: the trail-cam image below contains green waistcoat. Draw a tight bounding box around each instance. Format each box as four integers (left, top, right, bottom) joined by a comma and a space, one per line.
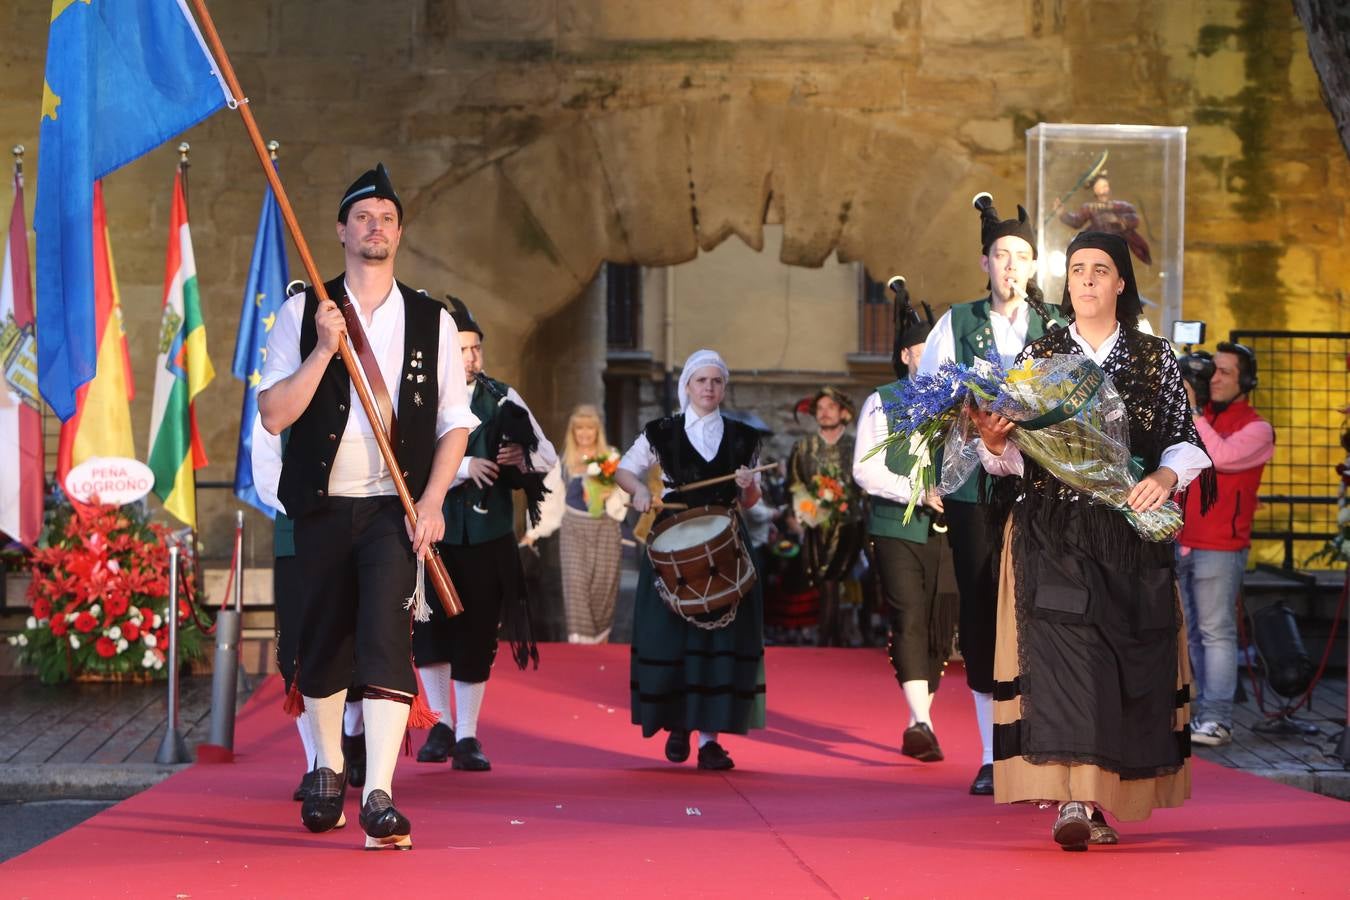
867, 380, 932, 543
943, 297, 1060, 503
442, 377, 515, 546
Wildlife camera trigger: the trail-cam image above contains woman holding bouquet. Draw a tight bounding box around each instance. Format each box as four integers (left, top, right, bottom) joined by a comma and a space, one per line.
614, 349, 766, 771
974, 231, 1215, 850
526, 404, 628, 643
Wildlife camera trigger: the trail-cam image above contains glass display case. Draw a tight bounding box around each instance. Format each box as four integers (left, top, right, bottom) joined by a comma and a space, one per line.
1026, 124, 1187, 335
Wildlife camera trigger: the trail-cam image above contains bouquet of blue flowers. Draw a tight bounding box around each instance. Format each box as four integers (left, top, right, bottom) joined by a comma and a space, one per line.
868, 355, 1182, 541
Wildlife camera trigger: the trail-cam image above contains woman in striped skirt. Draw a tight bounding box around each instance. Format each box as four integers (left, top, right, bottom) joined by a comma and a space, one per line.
527, 405, 628, 643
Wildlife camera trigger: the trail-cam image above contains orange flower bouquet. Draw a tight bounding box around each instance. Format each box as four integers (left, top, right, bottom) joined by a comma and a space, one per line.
791, 467, 851, 529
582, 449, 622, 518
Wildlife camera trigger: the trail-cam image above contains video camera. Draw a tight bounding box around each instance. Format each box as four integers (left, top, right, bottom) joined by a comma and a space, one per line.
1171, 320, 1214, 406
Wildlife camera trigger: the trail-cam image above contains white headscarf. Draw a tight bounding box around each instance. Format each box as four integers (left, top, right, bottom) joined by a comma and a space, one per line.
677, 349, 730, 412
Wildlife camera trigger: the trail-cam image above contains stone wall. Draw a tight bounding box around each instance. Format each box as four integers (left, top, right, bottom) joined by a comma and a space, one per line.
1, 0, 1347, 559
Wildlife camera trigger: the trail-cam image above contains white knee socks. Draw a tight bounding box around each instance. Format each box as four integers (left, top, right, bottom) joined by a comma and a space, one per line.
453, 680, 486, 740
362, 696, 410, 805
972, 690, 994, 766
902, 680, 933, 727
343, 699, 364, 736
419, 663, 454, 723
304, 690, 347, 773
698, 731, 719, 748
296, 711, 317, 770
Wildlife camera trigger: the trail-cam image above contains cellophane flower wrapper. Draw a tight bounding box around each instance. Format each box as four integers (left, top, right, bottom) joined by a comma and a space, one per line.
944, 354, 1182, 542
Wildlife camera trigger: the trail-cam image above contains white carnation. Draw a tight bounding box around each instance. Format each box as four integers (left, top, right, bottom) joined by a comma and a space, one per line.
69, 635, 81, 649
16, 634, 27, 647
153, 614, 163, 629
142, 651, 156, 669
109, 625, 122, 641
6, 636, 16, 646
91, 603, 101, 617
586, 462, 601, 477
27, 616, 38, 630
116, 638, 129, 653
144, 633, 158, 649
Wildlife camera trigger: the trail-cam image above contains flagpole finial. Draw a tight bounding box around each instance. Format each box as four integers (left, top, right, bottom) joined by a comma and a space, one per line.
178, 142, 191, 164
12, 145, 22, 176
267, 140, 279, 161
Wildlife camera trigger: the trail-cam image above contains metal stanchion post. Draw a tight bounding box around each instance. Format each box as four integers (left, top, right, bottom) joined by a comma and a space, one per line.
233, 510, 253, 695
155, 545, 192, 765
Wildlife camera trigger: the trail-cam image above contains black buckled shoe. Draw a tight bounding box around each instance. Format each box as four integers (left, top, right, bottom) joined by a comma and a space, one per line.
301, 767, 347, 833
968, 763, 994, 795
292, 769, 316, 802
696, 741, 735, 771
451, 737, 492, 771
1088, 809, 1119, 845
664, 729, 691, 763
342, 732, 366, 788
417, 722, 455, 764
1053, 801, 1091, 851
900, 723, 944, 763
360, 789, 412, 850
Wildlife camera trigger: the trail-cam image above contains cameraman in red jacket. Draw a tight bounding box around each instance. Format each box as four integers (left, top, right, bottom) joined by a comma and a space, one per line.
1177, 343, 1275, 747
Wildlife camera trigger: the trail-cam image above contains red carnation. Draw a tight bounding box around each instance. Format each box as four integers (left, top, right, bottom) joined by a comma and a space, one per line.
140, 606, 155, 624
178, 599, 191, 621
33, 598, 52, 621
122, 621, 141, 642
95, 637, 117, 658
74, 612, 98, 634
50, 618, 68, 637
107, 592, 130, 618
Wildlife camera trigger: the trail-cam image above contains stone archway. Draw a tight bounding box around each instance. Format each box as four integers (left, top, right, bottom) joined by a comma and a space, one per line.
396, 99, 1001, 401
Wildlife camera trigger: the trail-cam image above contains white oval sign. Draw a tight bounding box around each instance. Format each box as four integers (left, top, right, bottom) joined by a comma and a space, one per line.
64, 456, 155, 506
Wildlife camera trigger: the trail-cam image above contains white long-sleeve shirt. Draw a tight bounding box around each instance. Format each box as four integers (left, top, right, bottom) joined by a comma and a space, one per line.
918, 300, 1031, 374
852, 390, 926, 506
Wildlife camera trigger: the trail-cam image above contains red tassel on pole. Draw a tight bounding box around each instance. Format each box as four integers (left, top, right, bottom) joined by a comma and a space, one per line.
282, 681, 305, 718
407, 665, 439, 729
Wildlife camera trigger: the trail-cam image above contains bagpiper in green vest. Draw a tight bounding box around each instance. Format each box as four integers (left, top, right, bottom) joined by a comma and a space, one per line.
867, 379, 934, 544
442, 376, 516, 546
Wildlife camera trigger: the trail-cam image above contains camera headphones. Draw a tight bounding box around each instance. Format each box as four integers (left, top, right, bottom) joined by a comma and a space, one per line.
1216, 341, 1258, 394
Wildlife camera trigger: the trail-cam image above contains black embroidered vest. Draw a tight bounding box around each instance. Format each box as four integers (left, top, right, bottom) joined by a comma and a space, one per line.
277, 274, 442, 519
643, 414, 760, 511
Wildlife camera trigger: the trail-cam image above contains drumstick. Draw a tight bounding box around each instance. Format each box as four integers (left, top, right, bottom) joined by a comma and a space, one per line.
672, 462, 777, 494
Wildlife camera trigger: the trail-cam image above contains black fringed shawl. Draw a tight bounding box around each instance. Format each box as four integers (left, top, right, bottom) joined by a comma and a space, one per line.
1007, 326, 1218, 570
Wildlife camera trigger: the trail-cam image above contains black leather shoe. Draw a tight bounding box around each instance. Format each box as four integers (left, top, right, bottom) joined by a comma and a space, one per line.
664, 729, 691, 763
292, 769, 315, 802
360, 789, 412, 850
451, 737, 492, 771
969, 763, 994, 795
301, 767, 347, 833
900, 723, 944, 762
342, 732, 366, 788
417, 722, 455, 764
697, 741, 735, 771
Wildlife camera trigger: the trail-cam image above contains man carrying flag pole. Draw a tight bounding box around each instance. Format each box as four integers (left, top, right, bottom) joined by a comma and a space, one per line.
148, 150, 215, 528
0, 146, 43, 547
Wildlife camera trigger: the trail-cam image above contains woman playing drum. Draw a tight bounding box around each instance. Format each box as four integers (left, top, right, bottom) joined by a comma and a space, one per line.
614, 349, 766, 771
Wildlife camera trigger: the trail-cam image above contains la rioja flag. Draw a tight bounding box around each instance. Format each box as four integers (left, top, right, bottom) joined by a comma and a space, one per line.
148, 169, 214, 528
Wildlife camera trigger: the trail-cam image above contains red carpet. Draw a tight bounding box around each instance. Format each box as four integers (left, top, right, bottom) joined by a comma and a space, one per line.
5, 645, 1349, 898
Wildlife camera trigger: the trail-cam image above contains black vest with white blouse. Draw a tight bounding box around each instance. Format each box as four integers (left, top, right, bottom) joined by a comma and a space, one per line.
277, 274, 441, 520
643, 414, 760, 511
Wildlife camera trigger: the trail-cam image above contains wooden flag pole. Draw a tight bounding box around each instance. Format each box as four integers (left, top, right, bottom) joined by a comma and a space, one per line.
186, 0, 462, 616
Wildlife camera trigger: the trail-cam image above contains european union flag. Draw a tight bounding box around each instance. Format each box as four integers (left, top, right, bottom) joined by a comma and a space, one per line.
232, 171, 288, 517
35, 0, 230, 420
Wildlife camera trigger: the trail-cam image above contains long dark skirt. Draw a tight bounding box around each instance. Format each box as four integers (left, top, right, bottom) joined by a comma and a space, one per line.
630, 535, 766, 738
992, 514, 1192, 821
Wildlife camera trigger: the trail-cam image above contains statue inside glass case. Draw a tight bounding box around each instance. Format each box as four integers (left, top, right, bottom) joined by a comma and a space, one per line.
1054, 171, 1153, 266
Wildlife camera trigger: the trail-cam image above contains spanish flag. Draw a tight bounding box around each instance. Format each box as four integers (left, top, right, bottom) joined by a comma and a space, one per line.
55, 181, 136, 492
147, 169, 214, 528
